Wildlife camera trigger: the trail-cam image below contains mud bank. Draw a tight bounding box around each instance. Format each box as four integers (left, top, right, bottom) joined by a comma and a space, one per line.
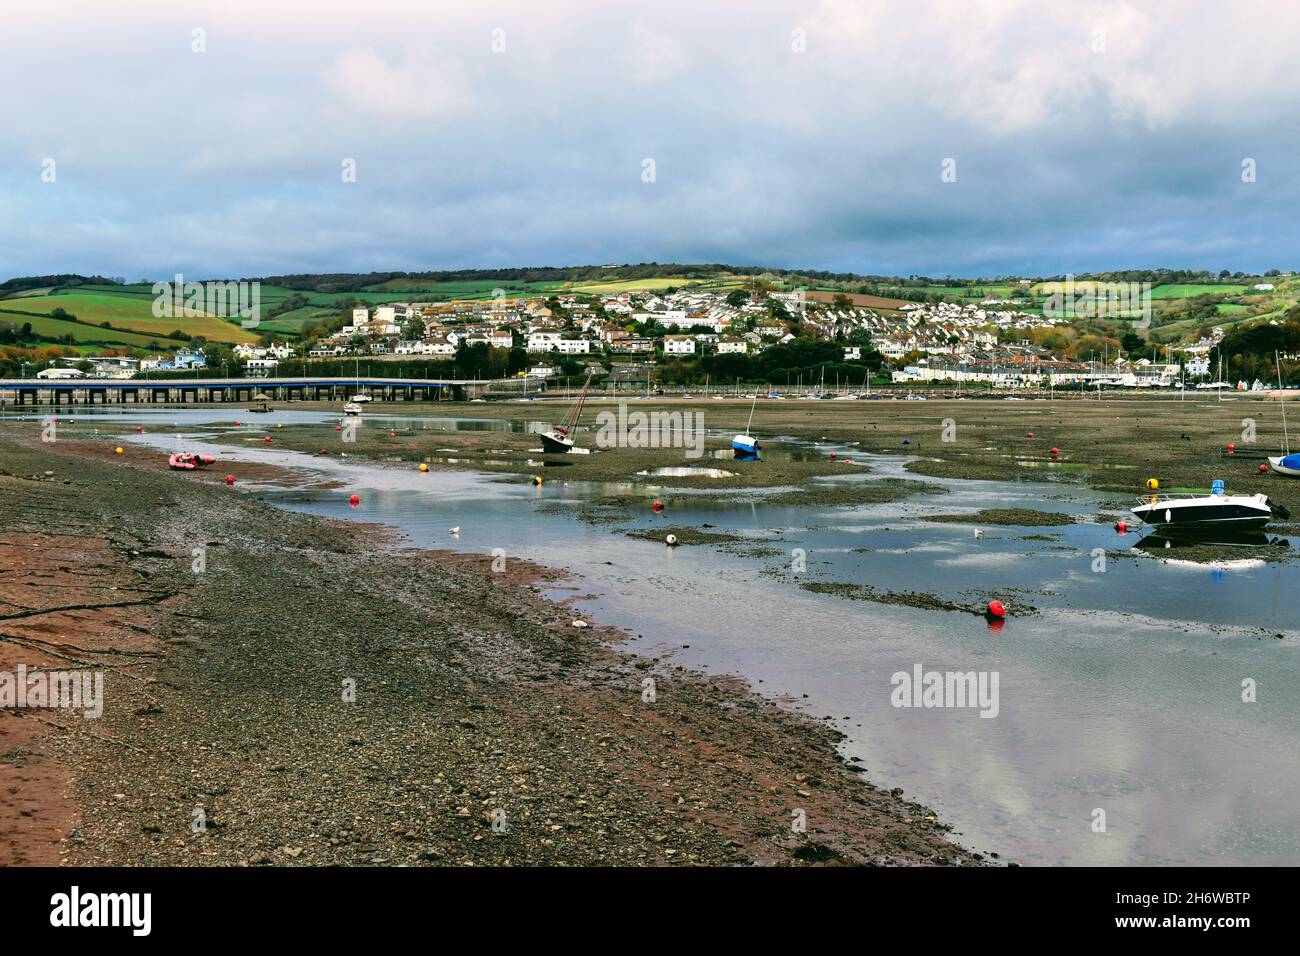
0, 431, 982, 866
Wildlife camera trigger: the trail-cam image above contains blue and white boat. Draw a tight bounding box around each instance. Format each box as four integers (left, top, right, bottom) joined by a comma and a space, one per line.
1268, 452, 1300, 476
732, 395, 760, 457
1267, 352, 1299, 475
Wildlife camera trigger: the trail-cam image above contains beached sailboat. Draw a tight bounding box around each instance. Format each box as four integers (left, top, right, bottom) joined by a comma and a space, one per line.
539, 372, 593, 453
1267, 351, 1300, 475
732, 395, 760, 457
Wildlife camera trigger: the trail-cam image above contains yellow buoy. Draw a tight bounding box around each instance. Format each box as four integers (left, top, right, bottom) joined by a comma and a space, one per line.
532, 475, 542, 486
419, 463, 429, 473
1146, 478, 1159, 490
114, 447, 123, 455
276, 423, 283, 429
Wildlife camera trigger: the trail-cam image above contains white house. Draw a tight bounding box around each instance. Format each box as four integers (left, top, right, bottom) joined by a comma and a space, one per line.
663, 335, 696, 355
37, 367, 84, 379
527, 331, 563, 353
717, 336, 748, 354
555, 338, 591, 354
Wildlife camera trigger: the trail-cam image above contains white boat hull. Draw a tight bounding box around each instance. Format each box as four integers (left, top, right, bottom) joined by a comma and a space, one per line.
732, 434, 759, 455
1131, 492, 1285, 529
1268, 454, 1300, 476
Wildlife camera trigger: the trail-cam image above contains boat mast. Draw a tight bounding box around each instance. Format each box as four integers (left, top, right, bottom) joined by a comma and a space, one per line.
566, 372, 594, 432
1277, 350, 1290, 455
745, 393, 757, 434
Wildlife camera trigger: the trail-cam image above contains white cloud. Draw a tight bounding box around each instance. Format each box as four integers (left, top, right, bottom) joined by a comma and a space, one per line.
1, 0, 1299, 277
327, 47, 471, 120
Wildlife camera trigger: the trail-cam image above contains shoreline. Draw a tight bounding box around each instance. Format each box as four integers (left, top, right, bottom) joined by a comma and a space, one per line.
0, 430, 985, 866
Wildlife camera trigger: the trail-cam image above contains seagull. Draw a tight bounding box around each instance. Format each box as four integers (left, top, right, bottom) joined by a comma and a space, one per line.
448, 527, 460, 535
973, 529, 983, 538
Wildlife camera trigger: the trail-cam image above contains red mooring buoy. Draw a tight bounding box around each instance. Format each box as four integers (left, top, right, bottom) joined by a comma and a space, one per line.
652, 499, 664, 512
1260, 463, 1269, 473
987, 600, 1006, 619
349, 494, 360, 508
225, 474, 235, 486
1116, 520, 1128, 534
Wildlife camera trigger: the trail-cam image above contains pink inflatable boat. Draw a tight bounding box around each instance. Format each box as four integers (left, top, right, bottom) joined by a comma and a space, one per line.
168, 452, 217, 471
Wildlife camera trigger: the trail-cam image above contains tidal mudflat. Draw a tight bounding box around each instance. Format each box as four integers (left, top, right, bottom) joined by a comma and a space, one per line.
5, 395, 1299, 865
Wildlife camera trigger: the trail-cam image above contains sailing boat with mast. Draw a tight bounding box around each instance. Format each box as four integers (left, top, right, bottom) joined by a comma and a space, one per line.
732, 395, 760, 457
1267, 351, 1300, 475
540, 372, 594, 454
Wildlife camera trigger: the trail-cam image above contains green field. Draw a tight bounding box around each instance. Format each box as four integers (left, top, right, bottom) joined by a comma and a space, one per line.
362, 275, 746, 298
4, 293, 259, 344
908, 284, 1019, 298
0, 308, 178, 348
1149, 283, 1249, 299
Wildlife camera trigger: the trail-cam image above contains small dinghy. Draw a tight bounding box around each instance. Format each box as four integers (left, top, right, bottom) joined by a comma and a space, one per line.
168, 452, 217, 471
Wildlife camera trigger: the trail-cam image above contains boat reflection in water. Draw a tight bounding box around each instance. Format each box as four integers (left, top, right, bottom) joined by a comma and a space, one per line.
1132, 528, 1291, 554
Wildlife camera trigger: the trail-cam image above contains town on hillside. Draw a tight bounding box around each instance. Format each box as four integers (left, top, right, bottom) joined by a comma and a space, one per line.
6, 271, 1299, 391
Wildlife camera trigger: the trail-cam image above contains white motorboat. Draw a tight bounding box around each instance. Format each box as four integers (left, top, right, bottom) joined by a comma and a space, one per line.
1131, 480, 1289, 530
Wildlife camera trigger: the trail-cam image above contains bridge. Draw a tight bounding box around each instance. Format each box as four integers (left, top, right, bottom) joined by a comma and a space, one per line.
0, 376, 529, 407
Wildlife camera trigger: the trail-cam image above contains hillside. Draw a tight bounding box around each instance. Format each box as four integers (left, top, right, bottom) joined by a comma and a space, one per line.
3, 266, 1298, 354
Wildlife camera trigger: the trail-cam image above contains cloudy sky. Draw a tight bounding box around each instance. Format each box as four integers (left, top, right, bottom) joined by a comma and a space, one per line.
2, 0, 1297, 280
